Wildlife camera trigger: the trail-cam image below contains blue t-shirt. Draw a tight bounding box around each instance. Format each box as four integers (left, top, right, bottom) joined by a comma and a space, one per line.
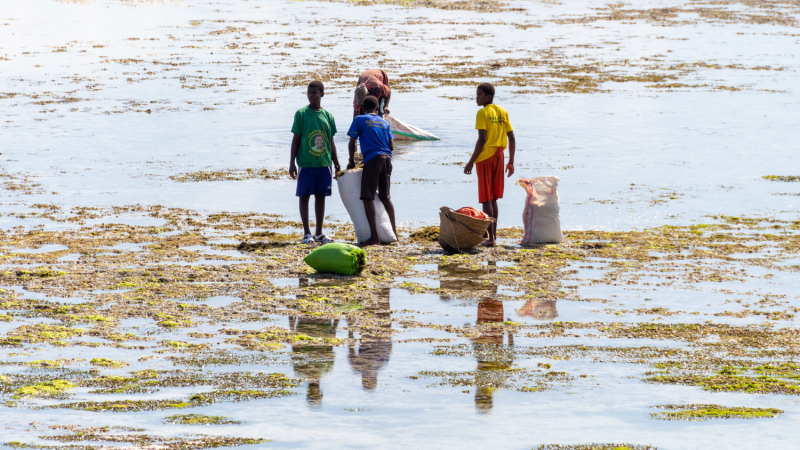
346, 114, 394, 164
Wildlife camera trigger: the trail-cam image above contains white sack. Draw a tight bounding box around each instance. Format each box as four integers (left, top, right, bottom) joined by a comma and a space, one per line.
384, 115, 440, 141
337, 168, 397, 244
517, 176, 563, 244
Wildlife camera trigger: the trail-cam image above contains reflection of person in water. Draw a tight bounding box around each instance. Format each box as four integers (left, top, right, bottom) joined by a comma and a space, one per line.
290, 277, 339, 407
348, 288, 392, 391
516, 299, 559, 321
470, 298, 514, 413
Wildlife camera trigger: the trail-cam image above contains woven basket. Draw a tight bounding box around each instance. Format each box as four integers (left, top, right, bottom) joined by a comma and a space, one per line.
437, 207, 494, 253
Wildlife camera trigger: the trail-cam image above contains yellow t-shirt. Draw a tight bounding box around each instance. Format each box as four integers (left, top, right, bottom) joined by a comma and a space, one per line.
475, 104, 513, 163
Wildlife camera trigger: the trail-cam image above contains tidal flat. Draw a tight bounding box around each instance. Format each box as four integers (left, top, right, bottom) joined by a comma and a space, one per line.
1, 0, 799, 449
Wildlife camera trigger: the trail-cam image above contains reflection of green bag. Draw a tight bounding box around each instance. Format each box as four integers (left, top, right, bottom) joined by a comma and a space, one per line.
304, 243, 366, 276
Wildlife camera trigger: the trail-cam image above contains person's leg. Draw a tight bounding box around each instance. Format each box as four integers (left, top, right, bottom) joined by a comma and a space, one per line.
476, 157, 495, 246
314, 194, 325, 237
490, 199, 498, 241
361, 158, 380, 246
380, 195, 396, 240
313, 167, 333, 239
362, 199, 380, 246
490, 149, 505, 244
481, 200, 497, 244
296, 167, 314, 240
377, 156, 397, 240
299, 196, 311, 236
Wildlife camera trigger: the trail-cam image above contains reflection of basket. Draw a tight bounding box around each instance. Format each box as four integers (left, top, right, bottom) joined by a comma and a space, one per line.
438, 207, 494, 253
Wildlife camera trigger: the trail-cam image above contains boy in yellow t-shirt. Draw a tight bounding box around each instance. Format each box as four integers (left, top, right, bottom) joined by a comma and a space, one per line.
464, 82, 516, 247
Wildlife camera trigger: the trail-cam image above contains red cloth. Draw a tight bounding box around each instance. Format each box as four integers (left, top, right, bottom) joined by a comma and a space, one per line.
354, 69, 391, 111
454, 207, 490, 220
476, 147, 505, 203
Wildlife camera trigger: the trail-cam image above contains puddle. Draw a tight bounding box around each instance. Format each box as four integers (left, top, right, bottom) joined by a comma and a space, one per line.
168, 259, 255, 266
90, 288, 133, 295
272, 278, 299, 288
200, 295, 242, 308
108, 242, 154, 252
180, 245, 252, 259
0, 286, 88, 304
439, 262, 498, 278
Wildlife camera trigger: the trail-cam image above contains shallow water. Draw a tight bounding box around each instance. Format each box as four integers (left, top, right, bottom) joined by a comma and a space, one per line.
2, 0, 799, 231
1, 0, 800, 449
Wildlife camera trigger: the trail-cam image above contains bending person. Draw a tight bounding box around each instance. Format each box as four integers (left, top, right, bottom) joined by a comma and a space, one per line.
353, 69, 391, 118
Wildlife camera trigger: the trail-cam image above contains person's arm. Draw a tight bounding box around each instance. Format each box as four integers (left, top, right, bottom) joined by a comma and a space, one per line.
388, 137, 394, 152
289, 133, 300, 179
505, 131, 515, 177
464, 129, 487, 175
347, 137, 357, 169
331, 139, 341, 173
383, 90, 391, 115
353, 88, 361, 118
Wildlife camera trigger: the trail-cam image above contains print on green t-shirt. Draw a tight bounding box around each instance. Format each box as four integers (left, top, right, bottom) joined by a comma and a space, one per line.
291, 106, 337, 168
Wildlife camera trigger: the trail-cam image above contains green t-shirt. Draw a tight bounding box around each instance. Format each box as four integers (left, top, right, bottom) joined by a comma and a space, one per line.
291, 105, 337, 168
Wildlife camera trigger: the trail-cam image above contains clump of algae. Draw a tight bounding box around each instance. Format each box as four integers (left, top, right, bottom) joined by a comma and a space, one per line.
170, 167, 289, 182
14, 380, 75, 398
646, 369, 800, 395
762, 175, 800, 182
90, 358, 127, 368
25, 359, 66, 368
164, 413, 242, 425
226, 327, 344, 351
409, 226, 439, 243
1, 323, 84, 346
50, 399, 198, 412
650, 404, 783, 420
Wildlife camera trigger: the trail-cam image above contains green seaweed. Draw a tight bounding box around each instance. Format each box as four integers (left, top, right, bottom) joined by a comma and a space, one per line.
25, 359, 66, 368
408, 226, 439, 243
651, 404, 783, 420
1, 323, 84, 346
762, 175, 800, 182
14, 380, 75, 399
48, 399, 199, 412
90, 358, 126, 368
164, 413, 242, 425
646, 373, 800, 395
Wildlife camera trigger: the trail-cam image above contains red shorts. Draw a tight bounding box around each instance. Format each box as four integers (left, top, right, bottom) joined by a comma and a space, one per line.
476, 148, 504, 203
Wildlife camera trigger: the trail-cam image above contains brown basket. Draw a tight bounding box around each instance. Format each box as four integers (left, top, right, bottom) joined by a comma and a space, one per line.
437, 207, 494, 253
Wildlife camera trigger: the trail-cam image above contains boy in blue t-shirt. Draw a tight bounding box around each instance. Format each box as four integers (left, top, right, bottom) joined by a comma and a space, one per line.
346, 96, 396, 246
290, 81, 341, 245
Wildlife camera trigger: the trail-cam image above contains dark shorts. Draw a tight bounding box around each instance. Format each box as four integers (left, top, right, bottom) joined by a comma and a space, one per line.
296, 166, 333, 197
360, 154, 392, 201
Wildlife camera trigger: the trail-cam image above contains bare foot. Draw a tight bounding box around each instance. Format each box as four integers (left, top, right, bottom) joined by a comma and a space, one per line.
480, 240, 496, 247
361, 237, 380, 247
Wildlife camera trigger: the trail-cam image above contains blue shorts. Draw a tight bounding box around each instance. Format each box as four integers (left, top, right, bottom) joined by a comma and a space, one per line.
296, 166, 333, 197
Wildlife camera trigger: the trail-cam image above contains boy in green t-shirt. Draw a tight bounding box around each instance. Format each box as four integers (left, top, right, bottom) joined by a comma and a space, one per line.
290, 81, 341, 244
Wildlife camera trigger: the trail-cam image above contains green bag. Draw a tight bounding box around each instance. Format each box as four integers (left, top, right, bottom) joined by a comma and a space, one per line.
303, 243, 366, 276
